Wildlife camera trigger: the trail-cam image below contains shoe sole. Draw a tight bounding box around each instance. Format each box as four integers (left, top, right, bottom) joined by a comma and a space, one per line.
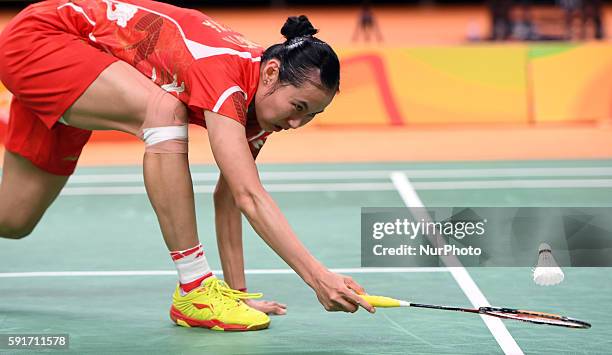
170, 306, 270, 331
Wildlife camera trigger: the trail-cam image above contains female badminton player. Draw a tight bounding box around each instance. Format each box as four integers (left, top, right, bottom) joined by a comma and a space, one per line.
0, 0, 374, 331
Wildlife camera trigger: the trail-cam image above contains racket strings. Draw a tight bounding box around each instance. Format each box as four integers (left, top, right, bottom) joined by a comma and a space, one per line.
483, 309, 590, 328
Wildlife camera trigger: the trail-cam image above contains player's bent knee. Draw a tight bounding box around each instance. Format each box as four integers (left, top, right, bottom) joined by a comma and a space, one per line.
0, 222, 36, 239
142, 126, 189, 154
141, 91, 189, 154
0, 211, 41, 239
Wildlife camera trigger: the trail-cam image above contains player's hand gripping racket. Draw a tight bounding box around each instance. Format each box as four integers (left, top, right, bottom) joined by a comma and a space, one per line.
360, 295, 591, 329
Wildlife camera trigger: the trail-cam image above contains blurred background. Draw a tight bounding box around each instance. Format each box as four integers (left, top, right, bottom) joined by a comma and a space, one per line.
1, 0, 611, 164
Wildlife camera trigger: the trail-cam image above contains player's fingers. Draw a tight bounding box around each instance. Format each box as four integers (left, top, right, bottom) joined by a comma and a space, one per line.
324, 293, 358, 313
266, 304, 287, 315
270, 301, 287, 309
335, 297, 359, 313
344, 276, 366, 295
265, 301, 287, 314
263, 300, 286, 308
344, 291, 375, 314
274, 306, 287, 315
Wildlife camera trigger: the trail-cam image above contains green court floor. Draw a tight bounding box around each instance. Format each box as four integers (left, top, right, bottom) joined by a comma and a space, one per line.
1, 159, 611, 354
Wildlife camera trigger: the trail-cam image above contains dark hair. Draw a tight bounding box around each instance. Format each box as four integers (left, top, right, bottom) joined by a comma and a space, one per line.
262, 15, 340, 92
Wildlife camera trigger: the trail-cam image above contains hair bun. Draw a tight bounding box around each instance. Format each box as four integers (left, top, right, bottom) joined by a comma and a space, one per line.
281, 15, 318, 41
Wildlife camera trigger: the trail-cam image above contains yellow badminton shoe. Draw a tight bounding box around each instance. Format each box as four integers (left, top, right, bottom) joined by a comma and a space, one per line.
170, 277, 270, 331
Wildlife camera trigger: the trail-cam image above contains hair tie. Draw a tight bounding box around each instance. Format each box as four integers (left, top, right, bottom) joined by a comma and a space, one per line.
285, 36, 310, 50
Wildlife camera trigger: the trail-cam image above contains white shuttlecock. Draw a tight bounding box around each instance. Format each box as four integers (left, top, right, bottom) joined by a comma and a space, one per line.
533, 243, 564, 286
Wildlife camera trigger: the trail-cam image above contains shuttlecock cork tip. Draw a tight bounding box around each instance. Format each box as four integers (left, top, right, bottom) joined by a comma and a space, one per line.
534, 243, 564, 286
538, 243, 552, 254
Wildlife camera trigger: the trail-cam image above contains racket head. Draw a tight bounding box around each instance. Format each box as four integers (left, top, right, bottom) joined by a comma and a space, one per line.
480, 307, 591, 329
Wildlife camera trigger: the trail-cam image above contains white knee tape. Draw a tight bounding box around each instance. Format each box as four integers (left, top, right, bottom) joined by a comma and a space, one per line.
142, 125, 189, 154
140, 90, 189, 154
142, 125, 188, 146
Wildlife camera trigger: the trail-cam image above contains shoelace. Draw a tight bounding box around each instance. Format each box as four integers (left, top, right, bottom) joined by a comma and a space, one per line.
200, 278, 263, 302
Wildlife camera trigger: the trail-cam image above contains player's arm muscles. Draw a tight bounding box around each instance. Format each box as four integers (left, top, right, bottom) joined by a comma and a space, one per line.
213, 153, 259, 291
205, 110, 326, 287
215, 162, 288, 315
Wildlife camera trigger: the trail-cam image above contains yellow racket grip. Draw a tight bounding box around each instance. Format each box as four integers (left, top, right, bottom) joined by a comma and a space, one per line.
360, 295, 407, 308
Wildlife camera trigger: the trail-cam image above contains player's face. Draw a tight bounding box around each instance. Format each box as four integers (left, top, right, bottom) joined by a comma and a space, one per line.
255, 60, 335, 132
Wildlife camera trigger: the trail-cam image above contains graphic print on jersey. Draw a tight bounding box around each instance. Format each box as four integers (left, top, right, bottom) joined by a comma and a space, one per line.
129, 13, 163, 66
103, 0, 137, 27
231, 91, 247, 123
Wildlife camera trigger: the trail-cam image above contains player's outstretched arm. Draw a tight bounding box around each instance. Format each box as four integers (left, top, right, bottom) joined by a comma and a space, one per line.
213, 173, 246, 289
205, 110, 374, 314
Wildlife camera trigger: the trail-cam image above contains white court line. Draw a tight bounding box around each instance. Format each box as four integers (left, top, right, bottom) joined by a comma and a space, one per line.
390, 172, 524, 355
414, 179, 612, 190
60, 183, 396, 195
58, 179, 612, 196
66, 167, 612, 184
0, 267, 448, 278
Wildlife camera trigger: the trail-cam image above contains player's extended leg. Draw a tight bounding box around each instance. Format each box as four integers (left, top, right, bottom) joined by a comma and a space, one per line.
0, 151, 69, 239
61, 60, 197, 251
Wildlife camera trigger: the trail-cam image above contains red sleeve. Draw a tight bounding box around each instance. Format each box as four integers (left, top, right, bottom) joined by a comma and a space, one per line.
187, 56, 248, 125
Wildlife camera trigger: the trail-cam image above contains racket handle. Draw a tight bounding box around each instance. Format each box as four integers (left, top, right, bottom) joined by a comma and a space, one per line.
361, 295, 409, 308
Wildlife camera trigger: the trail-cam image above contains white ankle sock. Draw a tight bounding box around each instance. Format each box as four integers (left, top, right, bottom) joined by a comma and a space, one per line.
170, 243, 213, 294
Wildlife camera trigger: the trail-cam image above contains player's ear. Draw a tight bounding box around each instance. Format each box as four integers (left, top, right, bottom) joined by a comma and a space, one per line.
262, 59, 281, 86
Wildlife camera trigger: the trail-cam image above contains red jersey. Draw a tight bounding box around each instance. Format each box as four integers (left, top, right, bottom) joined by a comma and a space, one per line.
55, 0, 271, 151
